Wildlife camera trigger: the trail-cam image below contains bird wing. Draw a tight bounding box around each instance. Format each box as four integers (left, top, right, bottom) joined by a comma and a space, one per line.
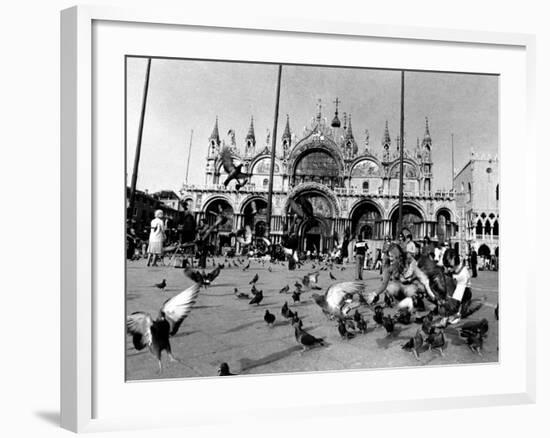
126, 312, 153, 350
325, 281, 364, 311
184, 267, 204, 285
161, 283, 201, 336
220, 146, 241, 173
206, 266, 221, 282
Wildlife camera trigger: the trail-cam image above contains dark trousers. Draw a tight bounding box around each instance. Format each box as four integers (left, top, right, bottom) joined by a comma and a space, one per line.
356, 254, 365, 280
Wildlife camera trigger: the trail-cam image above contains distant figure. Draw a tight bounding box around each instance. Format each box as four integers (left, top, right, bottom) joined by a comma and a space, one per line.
354, 236, 368, 280
470, 249, 478, 278
147, 210, 165, 267
421, 235, 435, 259
340, 229, 351, 264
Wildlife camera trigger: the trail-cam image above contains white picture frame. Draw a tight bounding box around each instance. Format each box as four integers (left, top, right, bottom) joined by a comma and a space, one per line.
60, 5, 536, 433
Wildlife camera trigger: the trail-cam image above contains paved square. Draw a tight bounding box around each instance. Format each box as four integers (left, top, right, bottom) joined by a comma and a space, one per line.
126, 258, 499, 380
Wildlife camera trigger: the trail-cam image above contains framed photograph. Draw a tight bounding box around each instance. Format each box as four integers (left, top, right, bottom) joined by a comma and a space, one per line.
61, 5, 536, 432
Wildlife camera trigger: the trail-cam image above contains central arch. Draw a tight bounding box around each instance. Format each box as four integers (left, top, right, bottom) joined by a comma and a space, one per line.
389, 204, 424, 239
349, 200, 383, 240
298, 217, 327, 253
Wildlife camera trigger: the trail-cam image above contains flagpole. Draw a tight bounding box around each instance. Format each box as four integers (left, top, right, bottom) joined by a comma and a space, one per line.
128, 57, 152, 217
265, 64, 283, 240
185, 129, 193, 185
397, 70, 405, 236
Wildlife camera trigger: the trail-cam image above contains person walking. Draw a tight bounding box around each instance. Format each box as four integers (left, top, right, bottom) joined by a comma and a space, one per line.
470, 248, 478, 278
147, 209, 165, 267
354, 236, 368, 280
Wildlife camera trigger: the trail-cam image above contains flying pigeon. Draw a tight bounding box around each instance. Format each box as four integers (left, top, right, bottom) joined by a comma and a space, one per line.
220, 146, 248, 190
126, 283, 200, 373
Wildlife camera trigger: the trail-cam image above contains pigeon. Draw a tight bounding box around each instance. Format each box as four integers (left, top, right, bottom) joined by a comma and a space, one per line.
419, 312, 435, 335
279, 285, 290, 294
382, 315, 395, 334
232, 260, 239, 267
458, 318, 489, 339
268, 266, 273, 272
242, 261, 250, 271
302, 272, 322, 290
154, 279, 167, 291
466, 333, 484, 356
249, 290, 263, 305
234, 288, 250, 299
292, 320, 324, 351
294, 281, 303, 291
249, 273, 259, 285
218, 362, 237, 376
460, 297, 486, 319
412, 295, 426, 312
312, 281, 365, 320
264, 310, 276, 326
220, 146, 248, 190
126, 283, 200, 373
402, 329, 424, 360
338, 319, 355, 339
329, 272, 337, 281
292, 290, 301, 303
340, 267, 346, 271
426, 328, 446, 356
354, 310, 368, 334
395, 309, 412, 325
373, 305, 384, 326
291, 311, 303, 328
184, 267, 220, 287
281, 301, 291, 318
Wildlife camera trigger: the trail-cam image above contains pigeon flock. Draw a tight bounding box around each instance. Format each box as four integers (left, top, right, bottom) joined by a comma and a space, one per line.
126, 255, 497, 378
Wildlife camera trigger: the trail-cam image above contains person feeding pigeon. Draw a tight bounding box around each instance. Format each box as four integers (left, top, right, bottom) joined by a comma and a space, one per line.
147, 209, 165, 267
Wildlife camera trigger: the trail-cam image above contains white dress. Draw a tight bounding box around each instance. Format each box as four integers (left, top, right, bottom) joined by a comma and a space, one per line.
147, 218, 165, 254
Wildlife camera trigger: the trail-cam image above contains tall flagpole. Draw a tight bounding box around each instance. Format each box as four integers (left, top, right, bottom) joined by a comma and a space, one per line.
185, 129, 193, 184
397, 70, 405, 236
451, 133, 455, 189
265, 64, 283, 240
128, 57, 152, 217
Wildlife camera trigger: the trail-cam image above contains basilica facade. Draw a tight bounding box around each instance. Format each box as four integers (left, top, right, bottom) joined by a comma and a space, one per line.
180, 105, 458, 254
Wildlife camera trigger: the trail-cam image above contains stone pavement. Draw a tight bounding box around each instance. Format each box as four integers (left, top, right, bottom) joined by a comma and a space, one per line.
126, 258, 499, 380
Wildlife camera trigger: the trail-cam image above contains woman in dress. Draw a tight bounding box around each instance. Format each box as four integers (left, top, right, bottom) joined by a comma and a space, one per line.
147, 209, 165, 267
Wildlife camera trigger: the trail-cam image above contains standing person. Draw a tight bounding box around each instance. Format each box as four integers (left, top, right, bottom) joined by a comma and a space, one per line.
470, 249, 478, 278
405, 234, 418, 260
147, 209, 165, 267
374, 248, 382, 271
340, 228, 351, 264
381, 235, 391, 274
354, 236, 368, 280
421, 235, 435, 259
397, 232, 407, 253
434, 242, 443, 266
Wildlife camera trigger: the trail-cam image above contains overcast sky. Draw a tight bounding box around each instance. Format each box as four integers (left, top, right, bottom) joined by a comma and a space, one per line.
126, 57, 498, 193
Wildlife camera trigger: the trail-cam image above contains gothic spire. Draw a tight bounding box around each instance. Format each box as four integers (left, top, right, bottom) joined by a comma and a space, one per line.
423, 116, 432, 144
282, 114, 291, 140
209, 116, 220, 142
382, 120, 391, 146
245, 116, 255, 141
345, 114, 354, 140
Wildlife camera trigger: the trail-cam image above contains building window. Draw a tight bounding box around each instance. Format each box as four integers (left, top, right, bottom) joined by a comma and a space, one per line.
263, 178, 269, 188
362, 181, 369, 192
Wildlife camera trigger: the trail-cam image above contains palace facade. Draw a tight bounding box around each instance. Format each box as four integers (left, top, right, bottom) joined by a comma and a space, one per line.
180, 104, 458, 254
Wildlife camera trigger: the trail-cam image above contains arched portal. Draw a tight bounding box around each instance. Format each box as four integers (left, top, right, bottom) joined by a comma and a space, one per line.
478, 244, 491, 258
436, 209, 452, 242
299, 217, 326, 253
390, 204, 423, 239
350, 201, 382, 240
202, 198, 234, 251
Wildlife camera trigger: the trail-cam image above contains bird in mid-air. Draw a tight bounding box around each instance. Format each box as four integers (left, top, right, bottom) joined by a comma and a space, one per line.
292, 320, 324, 352
126, 283, 200, 373
184, 266, 220, 288
402, 329, 424, 360
302, 272, 322, 290
154, 279, 167, 291
220, 146, 248, 190
264, 310, 276, 326
249, 273, 259, 285
249, 290, 263, 305
218, 362, 237, 376
311, 281, 365, 320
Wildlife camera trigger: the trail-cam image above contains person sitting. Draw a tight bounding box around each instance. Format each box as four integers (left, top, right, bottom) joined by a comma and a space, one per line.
441, 248, 472, 325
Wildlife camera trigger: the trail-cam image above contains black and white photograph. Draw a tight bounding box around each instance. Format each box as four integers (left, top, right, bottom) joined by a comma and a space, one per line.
125, 57, 499, 380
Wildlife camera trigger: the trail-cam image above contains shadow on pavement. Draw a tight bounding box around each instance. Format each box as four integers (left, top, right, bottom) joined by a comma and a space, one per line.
239, 345, 302, 372
223, 320, 259, 334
